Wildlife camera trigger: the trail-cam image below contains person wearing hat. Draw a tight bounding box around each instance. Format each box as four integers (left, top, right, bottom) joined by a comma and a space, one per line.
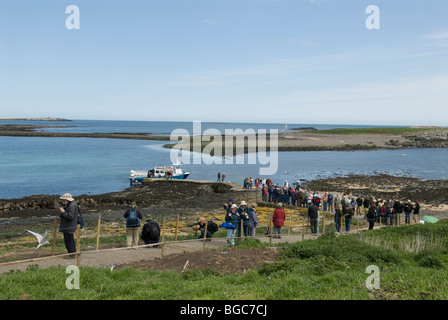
58, 193, 79, 258
403, 200, 414, 224
225, 204, 239, 246
413, 201, 420, 223
237, 200, 251, 239
124, 202, 143, 248
248, 203, 258, 237
223, 198, 233, 214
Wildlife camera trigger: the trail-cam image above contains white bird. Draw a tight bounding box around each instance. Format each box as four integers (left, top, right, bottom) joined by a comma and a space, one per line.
106, 264, 118, 271
27, 230, 50, 250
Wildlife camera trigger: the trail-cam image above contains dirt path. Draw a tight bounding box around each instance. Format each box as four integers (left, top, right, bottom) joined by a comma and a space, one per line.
0, 217, 382, 274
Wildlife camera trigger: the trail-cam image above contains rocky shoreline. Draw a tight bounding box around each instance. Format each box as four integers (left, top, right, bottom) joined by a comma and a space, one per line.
1, 174, 447, 218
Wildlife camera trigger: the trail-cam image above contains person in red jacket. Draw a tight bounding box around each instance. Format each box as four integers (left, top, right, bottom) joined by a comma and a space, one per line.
272, 203, 286, 239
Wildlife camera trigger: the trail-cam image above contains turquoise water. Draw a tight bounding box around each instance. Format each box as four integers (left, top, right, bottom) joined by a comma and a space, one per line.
1, 120, 447, 199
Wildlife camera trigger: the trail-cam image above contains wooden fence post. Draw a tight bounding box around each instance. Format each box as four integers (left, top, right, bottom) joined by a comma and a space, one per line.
51, 219, 58, 256
174, 214, 180, 241
302, 218, 305, 241
322, 216, 325, 234
76, 224, 81, 267
161, 217, 166, 258
288, 215, 292, 235
96, 214, 101, 250
202, 220, 208, 251
269, 214, 273, 244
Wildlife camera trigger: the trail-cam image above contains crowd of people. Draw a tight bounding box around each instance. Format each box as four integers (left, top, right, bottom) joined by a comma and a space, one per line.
241, 177, 423, 235
55, 179, 422, 255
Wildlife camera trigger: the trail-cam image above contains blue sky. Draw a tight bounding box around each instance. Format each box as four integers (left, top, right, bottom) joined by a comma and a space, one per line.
0, 0, 447, 126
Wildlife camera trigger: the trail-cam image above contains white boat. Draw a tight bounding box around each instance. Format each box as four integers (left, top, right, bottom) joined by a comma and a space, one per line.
130, 161, 190, 185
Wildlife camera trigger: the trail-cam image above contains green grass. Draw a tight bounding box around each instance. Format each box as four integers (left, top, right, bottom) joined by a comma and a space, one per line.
1, 221, 448, 300
309, 127, 447, 135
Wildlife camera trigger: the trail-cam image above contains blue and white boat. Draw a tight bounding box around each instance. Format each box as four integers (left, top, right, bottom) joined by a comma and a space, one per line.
130, 161, 190, 185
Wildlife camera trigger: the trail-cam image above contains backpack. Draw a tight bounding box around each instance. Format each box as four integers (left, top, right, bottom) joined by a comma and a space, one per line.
146, 221, 160, 239
207, 221, 219, 233
77, 205, 85, 229
126, 209, 140, 227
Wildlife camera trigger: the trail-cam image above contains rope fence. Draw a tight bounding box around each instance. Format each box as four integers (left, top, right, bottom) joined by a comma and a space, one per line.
0, 206, 421, 268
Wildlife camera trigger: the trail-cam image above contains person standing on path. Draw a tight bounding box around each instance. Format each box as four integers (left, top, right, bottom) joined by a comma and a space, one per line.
308, 199, 319, 234
272, 203, 286, 238
403, 200, 413, 224
124, 202, 143, 248
343, 204, 353, 232
248, 203, 258, 237
334, 207, 342, 233
413, 201, 420, 223
225, 204, 239, 246
58, 193, 79, 258
367, 204, 377, 230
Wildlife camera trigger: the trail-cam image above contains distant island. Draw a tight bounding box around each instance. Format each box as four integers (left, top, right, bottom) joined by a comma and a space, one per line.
289, 127, 317, 131
0, 117, 72, 122
0, 122, 447, 153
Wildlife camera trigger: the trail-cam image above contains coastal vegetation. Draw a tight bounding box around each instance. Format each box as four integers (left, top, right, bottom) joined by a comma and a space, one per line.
1, 220, 447, 300
308, 126, 448, 136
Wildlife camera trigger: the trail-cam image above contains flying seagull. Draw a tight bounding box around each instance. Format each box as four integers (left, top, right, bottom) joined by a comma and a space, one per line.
27, 230, 50, 250
106, 264, 118, 271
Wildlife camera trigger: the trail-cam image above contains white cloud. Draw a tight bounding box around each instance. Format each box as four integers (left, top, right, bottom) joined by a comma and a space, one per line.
424, 30, 448, 40
202, 19, 216, 25
299, 40, 320, 47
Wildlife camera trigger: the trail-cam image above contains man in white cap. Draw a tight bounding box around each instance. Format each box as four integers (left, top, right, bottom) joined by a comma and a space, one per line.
237, 200, 251, 239
58, 193, 79, 258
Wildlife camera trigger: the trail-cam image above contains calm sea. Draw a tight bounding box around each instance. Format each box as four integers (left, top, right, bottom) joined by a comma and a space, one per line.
1, 119, 447, 199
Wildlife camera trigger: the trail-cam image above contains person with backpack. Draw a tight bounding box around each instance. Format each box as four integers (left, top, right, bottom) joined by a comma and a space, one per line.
124, 202, 143, 248
141, 218, 161, 247
58, 193, 79, 258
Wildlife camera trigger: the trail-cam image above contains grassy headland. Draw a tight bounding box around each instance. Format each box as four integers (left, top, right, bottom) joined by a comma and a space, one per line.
1, 221, 448, 300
